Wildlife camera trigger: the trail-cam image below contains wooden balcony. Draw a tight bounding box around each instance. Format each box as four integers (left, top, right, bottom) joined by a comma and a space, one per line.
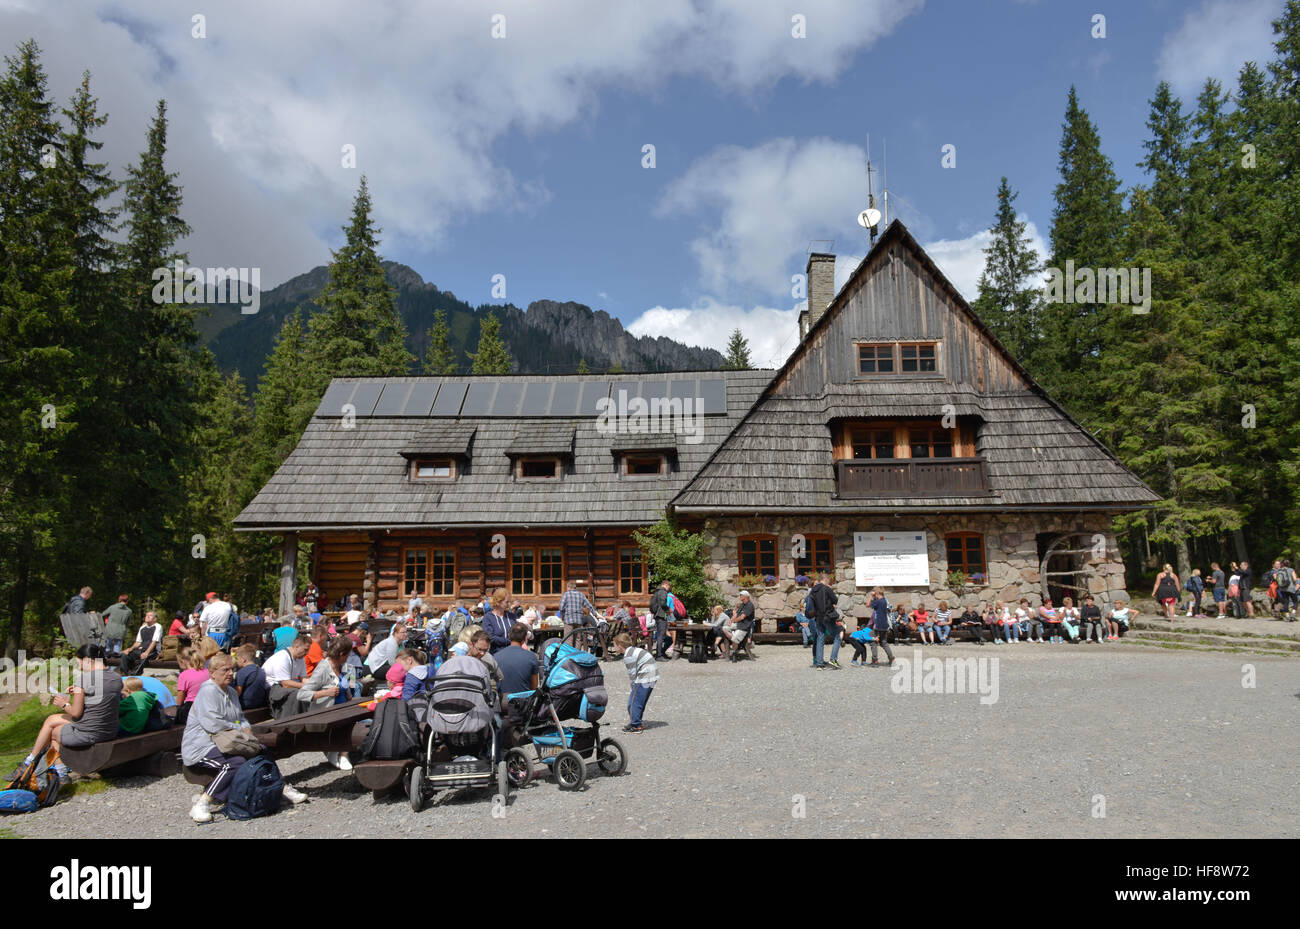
836, 457, 990, 498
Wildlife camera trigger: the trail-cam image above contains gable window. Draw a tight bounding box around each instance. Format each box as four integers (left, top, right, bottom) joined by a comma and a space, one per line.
624, 456, 666, 477
795, 534, 834, 576
511, 547, 564, 596
738, 534, 778, 579
517, 457, 561, 479
946, 532, 986, 577
856, 341, 940, 377
619, 547, 645, 595
411, 458, 455, 480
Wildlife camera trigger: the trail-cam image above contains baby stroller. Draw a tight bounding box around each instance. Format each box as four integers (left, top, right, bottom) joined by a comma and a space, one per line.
407, 655, 510, 812
504, 640, 626, 791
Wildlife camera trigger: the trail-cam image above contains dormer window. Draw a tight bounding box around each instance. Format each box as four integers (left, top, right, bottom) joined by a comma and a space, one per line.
517, 457, 561, 479
623, 455, 667, 477
411, 458, 456, 480
856, 341, 939, 377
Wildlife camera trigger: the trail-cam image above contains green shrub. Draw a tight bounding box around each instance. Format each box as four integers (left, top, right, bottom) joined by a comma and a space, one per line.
632, 517, 723, 620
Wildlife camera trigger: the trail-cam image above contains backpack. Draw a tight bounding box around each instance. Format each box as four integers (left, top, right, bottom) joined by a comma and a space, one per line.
445, 610, 469, 643
1276, 568, 1293, 591
672, 596, 687, 619
804, 592, 817, 619
225, 755, 284, 820
357, 697, 421, 761
1, 747, 61, 813
689, 639, 707, 664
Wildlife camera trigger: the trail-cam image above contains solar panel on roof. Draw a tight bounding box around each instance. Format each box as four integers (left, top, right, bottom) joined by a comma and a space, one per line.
493, 381, 523, 415
520, 382, 552, 415
317, 382, 355, 417
431, 382, 467, 415
550, 382, 580, 415
641, 380, 669, 407
612, 380, 641, 403
461, 382, 496, 415
578, 381, 610, 415
402, 382, 439, 416
347, 382, 384, 416
699, 378, 727, 414
668, 378, 696, 404
372, 382, 413, 415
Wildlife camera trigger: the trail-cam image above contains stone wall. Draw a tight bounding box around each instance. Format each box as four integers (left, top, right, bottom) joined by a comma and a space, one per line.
691, 513, 1129, 623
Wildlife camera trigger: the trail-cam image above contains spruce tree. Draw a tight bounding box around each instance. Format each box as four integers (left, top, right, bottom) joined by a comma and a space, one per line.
423, 308, 458, 374
971, 177, 1043, 366
253, 308, 316, 473
305, 176, 411, 392
576, 357, 590, 374
1139, 81, 1190, 221
720, 328, 752, 370
1041, 86, 1125, 424
0, 40, 77, 657
469, 311, 512, 374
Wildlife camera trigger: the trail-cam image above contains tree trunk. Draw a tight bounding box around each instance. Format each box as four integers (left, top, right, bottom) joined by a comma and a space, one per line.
1231, 528, 1248, 563
1175, 538, 1191, 581
6, 531, 32, 661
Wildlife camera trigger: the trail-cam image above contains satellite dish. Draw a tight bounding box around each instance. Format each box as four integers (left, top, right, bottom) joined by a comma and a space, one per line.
857, 208, 882, 229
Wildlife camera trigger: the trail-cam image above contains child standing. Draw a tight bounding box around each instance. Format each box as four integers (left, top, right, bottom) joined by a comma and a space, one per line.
611, 633, 658, 734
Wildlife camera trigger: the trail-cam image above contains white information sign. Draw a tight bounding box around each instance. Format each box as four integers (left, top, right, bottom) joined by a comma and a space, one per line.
853, 531, 930, 587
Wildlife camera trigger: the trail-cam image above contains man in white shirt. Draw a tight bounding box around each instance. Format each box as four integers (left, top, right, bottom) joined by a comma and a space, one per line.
199, 592, 235, 649
264, 634, 310, 718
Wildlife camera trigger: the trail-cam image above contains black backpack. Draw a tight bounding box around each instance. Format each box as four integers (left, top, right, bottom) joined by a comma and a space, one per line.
357, 697, 421, 761
689, 639, 707, 663
225, 756, 284, 820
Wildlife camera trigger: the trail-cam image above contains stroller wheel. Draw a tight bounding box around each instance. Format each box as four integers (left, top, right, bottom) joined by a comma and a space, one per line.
408, 764, 425, 813
505, 748, 534, 788
496, 760, 511, 803
553, 749, 587, 791
597, 738, 627, 776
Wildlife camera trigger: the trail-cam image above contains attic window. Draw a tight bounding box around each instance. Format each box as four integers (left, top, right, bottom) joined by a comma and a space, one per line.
411, 458, 455, 480
856, 341, 939, 377
623, 455, 666, 477
517, 457, 561, 479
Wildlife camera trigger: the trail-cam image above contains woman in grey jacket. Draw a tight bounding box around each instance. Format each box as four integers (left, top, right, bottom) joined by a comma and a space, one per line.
296, 638, 354, 770
184, 653, 306, 822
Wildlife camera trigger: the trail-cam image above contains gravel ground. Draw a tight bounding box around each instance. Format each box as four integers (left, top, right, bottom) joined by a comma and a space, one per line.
10, 641, 1299, 838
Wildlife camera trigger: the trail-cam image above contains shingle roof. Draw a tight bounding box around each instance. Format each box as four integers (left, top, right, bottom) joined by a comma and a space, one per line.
235, 371, 772, 531
399, 423, 477, 458
504, 423, 575, 457
608, 433, 679, 453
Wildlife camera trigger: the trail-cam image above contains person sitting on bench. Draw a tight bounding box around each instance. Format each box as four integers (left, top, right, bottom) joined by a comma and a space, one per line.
721, 591, 756, 663
957, 603, 989, 644
118, 677, 169, 736
263, 634, 310, 718
234, 644, 270, 710
120, 610, 162, 675
9, 644, 121, 784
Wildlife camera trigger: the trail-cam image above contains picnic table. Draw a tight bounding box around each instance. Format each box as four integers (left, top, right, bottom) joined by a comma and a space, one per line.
531, 625, 564, 650
61, 705, 270, 777
251, 697, 374, 758
667, 622, 715, 656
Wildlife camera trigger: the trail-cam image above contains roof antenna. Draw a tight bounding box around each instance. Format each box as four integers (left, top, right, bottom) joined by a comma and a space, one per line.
882, 138, 888, 229
857, 133, 882, 247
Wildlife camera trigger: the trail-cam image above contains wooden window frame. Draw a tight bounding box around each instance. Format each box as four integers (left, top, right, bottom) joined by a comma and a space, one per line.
402, 547, 427, 598
516, 457, 562, 480
622, 455, 667, 478
618, 547, 646, 595
511, 546, 565, 597
908, 425, 955, 459
738, 534, 778, 579
410, 458, 456, 480
795, 534, 834, 577
836, 419, 974, 460
429, 548, 456, 598
945, 532, 987, 577
854, 340, 941, 379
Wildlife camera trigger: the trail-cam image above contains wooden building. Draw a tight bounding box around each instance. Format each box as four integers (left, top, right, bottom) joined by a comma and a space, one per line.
237, 221, 1158, 619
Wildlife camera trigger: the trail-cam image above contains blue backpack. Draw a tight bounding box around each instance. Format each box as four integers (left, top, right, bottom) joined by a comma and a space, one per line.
225, 756, 284, 820
0, 789, 39, 814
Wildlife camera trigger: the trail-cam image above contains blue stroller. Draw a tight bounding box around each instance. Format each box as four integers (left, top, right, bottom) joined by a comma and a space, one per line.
503, 641, 627, 791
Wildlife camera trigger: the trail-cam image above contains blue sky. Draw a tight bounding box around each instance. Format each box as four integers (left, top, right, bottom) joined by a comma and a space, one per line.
2, 0, 1287, 365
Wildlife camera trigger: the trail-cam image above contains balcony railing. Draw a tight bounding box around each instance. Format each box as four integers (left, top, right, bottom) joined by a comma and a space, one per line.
836, 457, 990, 498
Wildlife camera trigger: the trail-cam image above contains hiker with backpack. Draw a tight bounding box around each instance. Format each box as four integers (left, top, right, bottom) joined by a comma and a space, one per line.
183, 652, 307, 823
1184, 569, 1205, 618
1268, 559, 1297, 617
808, 573, 842, 670
649, 579, 674, 661
1151, 564, 1181, 621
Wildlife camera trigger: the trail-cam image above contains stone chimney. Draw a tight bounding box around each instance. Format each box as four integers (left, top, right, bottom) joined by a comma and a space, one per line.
805, 251, 835, 334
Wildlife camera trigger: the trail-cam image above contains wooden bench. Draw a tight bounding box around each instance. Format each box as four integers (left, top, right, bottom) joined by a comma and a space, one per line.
60, 704, 270, 778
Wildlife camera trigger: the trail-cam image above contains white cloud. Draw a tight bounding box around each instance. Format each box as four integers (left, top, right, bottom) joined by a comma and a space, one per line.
657, 137, 870, 298
627, 299, 801, 368
922, 219, 1048, 303
2, 0, 920, 285
1156, 0, 1283, 98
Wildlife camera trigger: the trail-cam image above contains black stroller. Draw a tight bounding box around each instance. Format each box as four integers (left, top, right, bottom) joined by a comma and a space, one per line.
407, 655, 510, 811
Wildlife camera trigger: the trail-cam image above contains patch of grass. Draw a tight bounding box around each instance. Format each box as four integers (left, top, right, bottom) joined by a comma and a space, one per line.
0, 826, 20, 839
0, 696, 60, 775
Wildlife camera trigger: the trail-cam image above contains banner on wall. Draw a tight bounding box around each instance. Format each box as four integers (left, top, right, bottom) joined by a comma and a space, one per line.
853, 531, 929, 587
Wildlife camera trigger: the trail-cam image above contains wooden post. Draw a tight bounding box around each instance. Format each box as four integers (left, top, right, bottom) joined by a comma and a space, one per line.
364, 533, 378, 611
279, 533, 299, 616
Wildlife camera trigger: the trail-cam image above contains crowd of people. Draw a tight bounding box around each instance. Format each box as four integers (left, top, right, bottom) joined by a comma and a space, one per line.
1149, 559, 1300, 622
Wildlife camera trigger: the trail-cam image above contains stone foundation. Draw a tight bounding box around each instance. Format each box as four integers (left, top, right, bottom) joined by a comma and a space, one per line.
691, 513, 1129, 621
